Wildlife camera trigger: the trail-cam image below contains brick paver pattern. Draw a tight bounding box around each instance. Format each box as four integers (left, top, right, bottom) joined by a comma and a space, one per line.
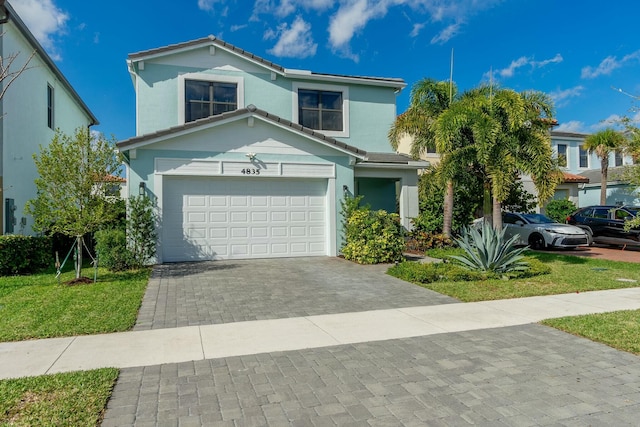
103, 324, 640, 426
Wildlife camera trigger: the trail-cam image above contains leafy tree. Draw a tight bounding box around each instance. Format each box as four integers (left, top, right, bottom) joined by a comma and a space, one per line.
435, 86, 562, 229
583, 128, 627, 205
544, 199, 578, 223
389, 78, 458, 237
26, 127, 122, 279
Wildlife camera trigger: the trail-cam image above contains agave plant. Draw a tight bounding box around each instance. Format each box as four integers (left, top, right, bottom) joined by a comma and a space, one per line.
449, 221, 529, 273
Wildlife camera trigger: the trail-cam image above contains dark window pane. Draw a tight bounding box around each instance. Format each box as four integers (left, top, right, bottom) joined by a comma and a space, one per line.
214, 83, 237, 103
185, 80, 237, 122
300, 110, 319, 129
187, 103, 209, 122
186, 80, 210, 101
322, 111, 343, 131
298, 90, 319, 108
321, 91, 342, 109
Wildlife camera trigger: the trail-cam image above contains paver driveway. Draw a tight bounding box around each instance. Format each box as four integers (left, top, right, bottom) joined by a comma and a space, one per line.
102, 257, 640, 426
134, 257, 457, 330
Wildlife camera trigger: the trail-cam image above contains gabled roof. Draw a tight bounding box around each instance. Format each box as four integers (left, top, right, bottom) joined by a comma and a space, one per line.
0, 0, 98, 125
117, 104, 367, 158
127, 35, 405, 90
117, 105, 420, 167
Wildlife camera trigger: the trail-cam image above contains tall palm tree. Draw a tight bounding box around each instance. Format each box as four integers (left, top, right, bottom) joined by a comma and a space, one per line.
434, 86, 561, 230
583, 128, 627, 205
389, 78, 457, 237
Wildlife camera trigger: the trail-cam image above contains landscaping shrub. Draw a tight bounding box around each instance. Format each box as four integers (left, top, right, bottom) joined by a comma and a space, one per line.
405, 231, 453, 253
545, 199, 578, 223
94, 228, 135, 272
0, 235, 52, 275
450, 221, 530, 273
127, 196, 157, 266
341, 205, 404, 264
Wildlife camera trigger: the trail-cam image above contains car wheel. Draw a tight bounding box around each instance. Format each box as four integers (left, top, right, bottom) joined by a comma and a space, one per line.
528, 233, 546, 250
585, 229, 594, 246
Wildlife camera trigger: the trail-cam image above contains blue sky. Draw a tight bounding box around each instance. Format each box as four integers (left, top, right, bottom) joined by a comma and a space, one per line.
11, 0, 640, 141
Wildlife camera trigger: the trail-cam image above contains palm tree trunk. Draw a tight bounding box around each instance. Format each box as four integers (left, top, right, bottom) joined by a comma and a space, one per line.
442, 180, 454, 237
483, 181, 492, 225
492, 196, 502, 230
600, 158, 608, 205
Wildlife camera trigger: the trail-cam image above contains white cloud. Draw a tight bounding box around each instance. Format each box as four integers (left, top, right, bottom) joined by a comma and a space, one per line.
484, 53, 563, 81
410, 22, 425, 38
266, 16, 317, 58
555, 120, 585, 133
549, 85, 583, 107
252, 0, 334, 19
230, 24, 248, 32
11, 0, 68, 60
430, 22, 461, 44
581, 50, 640, 79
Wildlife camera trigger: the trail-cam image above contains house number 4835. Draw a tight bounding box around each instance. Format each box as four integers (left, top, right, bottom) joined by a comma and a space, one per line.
241, 168, 260, 175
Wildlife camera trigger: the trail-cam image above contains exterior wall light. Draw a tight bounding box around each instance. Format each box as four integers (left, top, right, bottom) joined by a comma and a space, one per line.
139, 182, 146, 196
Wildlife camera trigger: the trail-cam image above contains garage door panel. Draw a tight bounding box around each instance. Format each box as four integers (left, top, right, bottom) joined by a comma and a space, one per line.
163, 177, 328, 261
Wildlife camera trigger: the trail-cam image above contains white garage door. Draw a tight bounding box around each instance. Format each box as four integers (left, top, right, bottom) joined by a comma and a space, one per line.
162, 177, 328, 261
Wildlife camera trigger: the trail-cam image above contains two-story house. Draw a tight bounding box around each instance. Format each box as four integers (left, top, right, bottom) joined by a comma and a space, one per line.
117, 36, 425, 262
0, 0, 98, 235
550, 131, 638, 207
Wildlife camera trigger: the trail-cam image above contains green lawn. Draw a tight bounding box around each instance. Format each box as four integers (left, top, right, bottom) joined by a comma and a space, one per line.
0, 266, 150, 342
393, 250, 640, 302
0, 368, 118, 426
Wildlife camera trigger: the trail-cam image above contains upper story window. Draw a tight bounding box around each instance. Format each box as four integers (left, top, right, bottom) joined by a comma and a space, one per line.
185, 80, 237, 122
178, 73, 244, 125
292, 82, 349, 138
298, 89, 343, 131
557, 144, 567, 167
47, 84, 54, 129
579, 145, 589, 168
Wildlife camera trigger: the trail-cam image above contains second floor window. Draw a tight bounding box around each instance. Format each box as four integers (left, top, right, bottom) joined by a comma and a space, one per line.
615, 150, 623, 167
185, 80, 237, 122
579, 145, 588, 168
557, 144, 567, 167
47, 84, 54, 129
298, 89, 343, 131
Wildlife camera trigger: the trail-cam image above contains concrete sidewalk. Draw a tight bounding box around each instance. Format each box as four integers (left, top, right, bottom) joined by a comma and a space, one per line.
3, 287, 640, 380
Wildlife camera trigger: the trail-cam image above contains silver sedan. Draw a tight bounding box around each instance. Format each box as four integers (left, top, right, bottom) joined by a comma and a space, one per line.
503, 212, 590, 250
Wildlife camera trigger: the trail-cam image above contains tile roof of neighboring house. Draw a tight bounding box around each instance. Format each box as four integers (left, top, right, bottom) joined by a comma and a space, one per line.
117, 105, 418, 166
127, 35, 405, 88
578, 167, 627, 184
102, 175, 126, 183
1, 1, 98, 125
562, 172, 589, 183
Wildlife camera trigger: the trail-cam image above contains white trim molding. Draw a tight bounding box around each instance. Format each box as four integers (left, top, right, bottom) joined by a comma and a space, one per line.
177, 72, 245, 125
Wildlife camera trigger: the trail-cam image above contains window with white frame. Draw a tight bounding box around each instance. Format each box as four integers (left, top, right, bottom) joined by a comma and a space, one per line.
292, 82, 349, 137
178, 74, 244, 124
615, 150, 623, 167
579, 145, 589, 168
557, 144, 567, 167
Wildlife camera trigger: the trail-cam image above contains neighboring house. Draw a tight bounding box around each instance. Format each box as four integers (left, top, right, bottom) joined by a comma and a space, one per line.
550, 131, 638, 207
117, 36, 426, 262
0, 0, 98, 235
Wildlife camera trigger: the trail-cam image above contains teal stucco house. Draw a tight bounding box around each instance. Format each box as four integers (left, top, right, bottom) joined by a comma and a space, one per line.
0, 0, 98, 235
117, 36, 426, 262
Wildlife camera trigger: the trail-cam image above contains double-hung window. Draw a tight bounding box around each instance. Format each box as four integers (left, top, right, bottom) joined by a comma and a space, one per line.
579, 145, 589, 168
298, 89, 343, 131
557, 144, 567, 167
615, 150, 623, 167
185, 79, 237, 122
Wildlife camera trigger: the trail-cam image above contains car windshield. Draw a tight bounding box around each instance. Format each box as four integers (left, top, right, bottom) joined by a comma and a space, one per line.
521, 213, 555, 224
624, 207, 639, 217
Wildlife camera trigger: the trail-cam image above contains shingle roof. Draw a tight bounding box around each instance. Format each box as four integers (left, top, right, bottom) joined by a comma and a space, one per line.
578, 167, 627, 184
551, 130, 588, 139
127, 35, 404, 88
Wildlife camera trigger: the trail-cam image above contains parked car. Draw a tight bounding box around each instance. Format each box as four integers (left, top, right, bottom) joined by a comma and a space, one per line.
502, 212, 590, 250
566, 205, 640, 245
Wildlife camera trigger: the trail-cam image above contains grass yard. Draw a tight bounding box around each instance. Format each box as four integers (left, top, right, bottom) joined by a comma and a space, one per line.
0, 368, 118, 426
0, 266, 149, 342
391, 250, 640, 302
542, 310, 640, 355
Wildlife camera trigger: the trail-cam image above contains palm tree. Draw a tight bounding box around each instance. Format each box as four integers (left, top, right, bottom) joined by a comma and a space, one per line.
583, 128, 627, 205
434, 86, 561, 230
389, 78, 457, 237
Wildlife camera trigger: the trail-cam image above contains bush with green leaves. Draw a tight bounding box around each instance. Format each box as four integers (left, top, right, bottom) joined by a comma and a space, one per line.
0, 235, 52, 275
405, 232, 454, 253
94, 228, 135, 271
341, 202, 404, 264
544, 199, 577, 223
449, 221, 529, 273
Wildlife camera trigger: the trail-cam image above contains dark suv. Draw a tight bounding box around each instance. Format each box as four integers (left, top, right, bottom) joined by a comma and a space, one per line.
566, 205, 640, 245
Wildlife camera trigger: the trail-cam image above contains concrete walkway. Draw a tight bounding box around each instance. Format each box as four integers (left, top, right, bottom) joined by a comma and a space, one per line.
3, 287, 640, 381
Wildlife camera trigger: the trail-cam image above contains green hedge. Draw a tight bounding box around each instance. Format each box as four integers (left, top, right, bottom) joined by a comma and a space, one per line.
0, 235, 52, 275
94, 228, 135, 272
342, 208, 405, 264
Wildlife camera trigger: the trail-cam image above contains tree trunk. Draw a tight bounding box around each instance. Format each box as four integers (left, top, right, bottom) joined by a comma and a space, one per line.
483, 181, 492, 226
492, 196, 502, 230
600, 157, 608, 205
75, 235, 83, 279
442, 180, 454, 237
